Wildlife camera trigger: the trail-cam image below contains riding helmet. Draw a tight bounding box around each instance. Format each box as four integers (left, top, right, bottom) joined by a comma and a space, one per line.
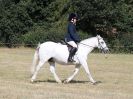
68, 13, 78, 21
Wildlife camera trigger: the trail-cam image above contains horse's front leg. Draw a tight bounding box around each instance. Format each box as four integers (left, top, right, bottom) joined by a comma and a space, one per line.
80, 59, 96, 84
64, 64, 80, 83
49, 62, 62, 83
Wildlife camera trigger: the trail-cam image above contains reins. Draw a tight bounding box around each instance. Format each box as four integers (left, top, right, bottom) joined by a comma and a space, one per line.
79, 42, 95, 48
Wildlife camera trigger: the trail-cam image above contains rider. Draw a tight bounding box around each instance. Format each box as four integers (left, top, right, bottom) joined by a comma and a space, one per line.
65, 13, 80, 62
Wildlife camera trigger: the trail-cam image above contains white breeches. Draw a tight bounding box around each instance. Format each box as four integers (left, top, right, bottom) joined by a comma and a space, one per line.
67, 41, 77, 48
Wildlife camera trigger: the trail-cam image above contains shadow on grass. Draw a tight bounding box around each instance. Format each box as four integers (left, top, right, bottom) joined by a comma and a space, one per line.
66, 80, 102, 85
34, 79, 101, 85
34, 79, 56, 83
33, 80, 88, 84
68, 80, 89, 84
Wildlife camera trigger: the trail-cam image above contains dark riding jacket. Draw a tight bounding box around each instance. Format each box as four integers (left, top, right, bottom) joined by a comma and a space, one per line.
65, 22, 80, 43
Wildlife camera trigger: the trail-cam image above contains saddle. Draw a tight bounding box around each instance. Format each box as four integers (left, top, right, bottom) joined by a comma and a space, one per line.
60, 40, 73, 52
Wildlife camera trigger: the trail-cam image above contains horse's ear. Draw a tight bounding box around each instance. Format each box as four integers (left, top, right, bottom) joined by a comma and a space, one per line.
97, 35, 103, 39
97, 35, 100, 38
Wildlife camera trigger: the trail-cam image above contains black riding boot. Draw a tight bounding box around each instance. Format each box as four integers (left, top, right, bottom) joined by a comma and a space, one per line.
68, 47, 77, 62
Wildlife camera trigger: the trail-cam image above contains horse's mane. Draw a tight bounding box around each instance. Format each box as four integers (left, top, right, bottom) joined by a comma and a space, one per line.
80, 37, 96, 43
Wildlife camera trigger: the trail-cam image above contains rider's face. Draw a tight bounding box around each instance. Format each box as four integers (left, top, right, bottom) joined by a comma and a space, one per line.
74, 18, 77, 23
72, 18, 77, 24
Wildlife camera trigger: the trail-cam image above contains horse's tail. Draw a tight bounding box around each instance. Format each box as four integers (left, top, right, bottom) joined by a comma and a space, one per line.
31, 43, 40, 75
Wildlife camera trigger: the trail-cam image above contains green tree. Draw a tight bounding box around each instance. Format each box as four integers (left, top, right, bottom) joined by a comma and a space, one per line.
0, 0, 133, 53
0, 0, 33, 47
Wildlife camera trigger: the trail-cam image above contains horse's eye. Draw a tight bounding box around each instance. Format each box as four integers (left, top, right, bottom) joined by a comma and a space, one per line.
101, 42, 104, 44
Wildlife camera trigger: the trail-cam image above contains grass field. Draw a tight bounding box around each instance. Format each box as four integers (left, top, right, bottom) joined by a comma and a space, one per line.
0, 48, 133, 99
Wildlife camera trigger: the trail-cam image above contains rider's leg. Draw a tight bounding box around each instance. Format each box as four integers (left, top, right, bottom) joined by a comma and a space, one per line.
68, 47, 77, 62
67, 41, 77, 62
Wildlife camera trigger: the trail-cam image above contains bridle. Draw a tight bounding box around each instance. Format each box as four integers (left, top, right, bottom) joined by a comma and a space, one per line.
97, 37, 109, 53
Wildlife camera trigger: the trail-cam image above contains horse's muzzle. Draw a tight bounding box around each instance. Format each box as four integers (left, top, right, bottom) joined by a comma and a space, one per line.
103, 48, 109, 54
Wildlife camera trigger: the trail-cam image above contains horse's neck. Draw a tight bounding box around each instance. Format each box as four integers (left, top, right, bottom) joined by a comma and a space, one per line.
78, 37, 97, 55
80, 37, 97, 46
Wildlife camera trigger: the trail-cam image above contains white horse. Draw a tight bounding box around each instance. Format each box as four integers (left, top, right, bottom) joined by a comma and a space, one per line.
31, 35, 109, 84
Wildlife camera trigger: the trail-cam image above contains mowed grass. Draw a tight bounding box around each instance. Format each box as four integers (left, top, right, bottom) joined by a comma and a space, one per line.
0, 48, 133, 99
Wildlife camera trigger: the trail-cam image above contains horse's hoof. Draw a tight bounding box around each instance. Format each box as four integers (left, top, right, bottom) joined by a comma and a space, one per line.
57, 80, 62, 84
30, 79, 35, 83
92, 81, 101, 85
63, 79, 69, 84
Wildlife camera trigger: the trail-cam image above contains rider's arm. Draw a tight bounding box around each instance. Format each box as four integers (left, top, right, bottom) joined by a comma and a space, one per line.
68, 24, 80, 43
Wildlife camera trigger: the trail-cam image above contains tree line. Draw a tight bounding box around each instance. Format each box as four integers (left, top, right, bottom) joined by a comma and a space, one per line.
0, 0, 133, 53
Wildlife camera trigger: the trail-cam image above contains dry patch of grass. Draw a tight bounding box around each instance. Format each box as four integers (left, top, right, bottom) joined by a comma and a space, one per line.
0, 48, 133, 99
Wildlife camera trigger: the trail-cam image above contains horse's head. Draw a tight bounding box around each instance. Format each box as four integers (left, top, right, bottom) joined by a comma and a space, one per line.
96, 35, 109, 53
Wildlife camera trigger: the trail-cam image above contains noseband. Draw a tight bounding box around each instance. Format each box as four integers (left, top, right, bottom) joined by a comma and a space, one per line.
97, 37, 108, 51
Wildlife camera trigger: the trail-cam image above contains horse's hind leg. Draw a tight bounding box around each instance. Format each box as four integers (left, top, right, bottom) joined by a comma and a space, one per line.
31, 61, 45, 83
49, 62, 62, 83
64, 64, 81, 83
